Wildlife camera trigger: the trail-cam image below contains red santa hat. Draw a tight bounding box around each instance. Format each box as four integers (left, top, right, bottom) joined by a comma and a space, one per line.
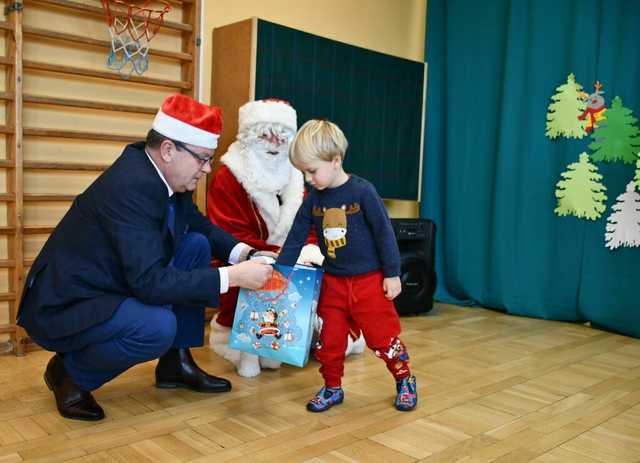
152, 94, 222, 149
238, 98, 297, 134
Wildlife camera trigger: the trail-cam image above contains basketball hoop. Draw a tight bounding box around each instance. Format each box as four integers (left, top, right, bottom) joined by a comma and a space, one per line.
101, 0, 172, 78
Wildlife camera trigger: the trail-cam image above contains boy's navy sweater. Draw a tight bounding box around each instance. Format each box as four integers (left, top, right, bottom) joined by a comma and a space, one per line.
277, 175, 401, 277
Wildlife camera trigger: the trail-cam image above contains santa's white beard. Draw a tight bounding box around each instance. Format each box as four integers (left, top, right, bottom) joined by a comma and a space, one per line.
221, 131, 304, 246
239, 141, 293, 244
241, 140, 292, 194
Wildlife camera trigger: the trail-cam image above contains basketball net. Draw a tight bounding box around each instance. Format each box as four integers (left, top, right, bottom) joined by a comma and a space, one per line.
101, 0, 171, 78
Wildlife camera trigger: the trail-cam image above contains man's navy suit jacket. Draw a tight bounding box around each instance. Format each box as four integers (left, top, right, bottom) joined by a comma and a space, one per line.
18, 142, 239, 340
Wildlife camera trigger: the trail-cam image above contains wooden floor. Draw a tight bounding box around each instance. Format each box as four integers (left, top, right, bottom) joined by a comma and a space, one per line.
1, 303, 640, 463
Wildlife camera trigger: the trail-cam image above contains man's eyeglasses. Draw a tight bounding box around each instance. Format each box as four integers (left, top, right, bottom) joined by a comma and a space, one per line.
172, 140, 213, 166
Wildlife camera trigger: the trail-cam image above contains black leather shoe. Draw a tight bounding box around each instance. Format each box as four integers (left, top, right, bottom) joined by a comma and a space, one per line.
44, 354, 105, 421
155, 348, 232, 393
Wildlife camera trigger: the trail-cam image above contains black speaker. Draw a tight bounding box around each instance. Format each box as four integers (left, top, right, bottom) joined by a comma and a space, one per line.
390, 218, 437, 316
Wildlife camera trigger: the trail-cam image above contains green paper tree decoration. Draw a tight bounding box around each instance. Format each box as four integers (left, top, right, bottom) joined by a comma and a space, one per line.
555, 152, 607, 220
635, 158, 640, 189
546, 73, 587, 139
588, 96, 640, 164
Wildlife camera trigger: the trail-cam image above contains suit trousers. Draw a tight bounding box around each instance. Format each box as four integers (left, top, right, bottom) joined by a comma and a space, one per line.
31, 232, 211, 391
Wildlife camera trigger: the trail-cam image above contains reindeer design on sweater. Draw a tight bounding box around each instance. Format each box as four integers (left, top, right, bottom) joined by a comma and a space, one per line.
312, 203, 361, 259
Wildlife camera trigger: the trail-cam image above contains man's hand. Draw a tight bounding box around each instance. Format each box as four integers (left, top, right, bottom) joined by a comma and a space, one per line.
226, 260, 273, 290
383, 276, 402, 300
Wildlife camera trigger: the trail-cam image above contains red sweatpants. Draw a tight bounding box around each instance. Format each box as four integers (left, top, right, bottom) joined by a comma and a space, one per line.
315, 270, 405, 387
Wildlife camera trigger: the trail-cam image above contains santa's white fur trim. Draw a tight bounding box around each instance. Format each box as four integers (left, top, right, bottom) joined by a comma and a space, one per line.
346, 333, 365, 356
239, 100, 297, 134
153, 110, 219, 149
259, 357, 281, 369
267, 169, 304, 245
222, 142, 303, 246
237, 352, 261, 377
209, 316, 241, 364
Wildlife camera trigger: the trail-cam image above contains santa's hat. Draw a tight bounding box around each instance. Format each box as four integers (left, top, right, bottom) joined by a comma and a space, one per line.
238, 98, 297, 134
152, 94, 222, 149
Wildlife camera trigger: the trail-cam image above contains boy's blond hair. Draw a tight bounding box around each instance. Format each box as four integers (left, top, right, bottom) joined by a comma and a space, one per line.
289, 119, 348, 166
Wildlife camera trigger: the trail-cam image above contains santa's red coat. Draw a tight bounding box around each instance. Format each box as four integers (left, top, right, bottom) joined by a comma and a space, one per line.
207, 165, 316, 327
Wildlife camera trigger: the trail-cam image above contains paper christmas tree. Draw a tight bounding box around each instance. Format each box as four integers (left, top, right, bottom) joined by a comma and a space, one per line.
589, 96, 640, 164
555, 152, 607, 220
546, 73, 587, 139
604, 181, 640, 250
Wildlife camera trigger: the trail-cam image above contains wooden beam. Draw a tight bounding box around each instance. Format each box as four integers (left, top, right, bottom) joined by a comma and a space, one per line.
7, 4, 26, 354
24, 161, 111, 171
24, 226, 55, 235
23, 194, 76, 202
23, 94, 157, 114
4, 159, 111, 171
24, 127, 142, 143
23, 25, 193, 61
0, 259, 16, 268
23, 60, 192, 89
0, 293, 16, 302
185, 0, 205, 211
0, 226, 57, 234
30, 0, 192, 32
0, 323, 16, 334
6, 126, 139, 143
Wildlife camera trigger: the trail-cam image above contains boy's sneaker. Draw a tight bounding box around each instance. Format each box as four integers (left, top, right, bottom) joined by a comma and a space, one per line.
307, 386, 344, 412
395, 375, 417, 411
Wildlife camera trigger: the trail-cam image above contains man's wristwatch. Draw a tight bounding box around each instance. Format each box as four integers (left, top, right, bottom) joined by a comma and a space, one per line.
247, 248, 258, 260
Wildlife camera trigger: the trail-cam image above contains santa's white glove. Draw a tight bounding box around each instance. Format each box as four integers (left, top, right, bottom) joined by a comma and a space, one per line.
249, 250, 278, 265
297, 244, 324, 266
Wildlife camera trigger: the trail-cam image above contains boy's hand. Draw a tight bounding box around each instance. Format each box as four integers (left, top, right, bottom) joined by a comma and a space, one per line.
383, 276, 402, 300
297, 244, 324, 266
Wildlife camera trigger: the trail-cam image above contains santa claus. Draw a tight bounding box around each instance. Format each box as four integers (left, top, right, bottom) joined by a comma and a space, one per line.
207, 99, 364, 377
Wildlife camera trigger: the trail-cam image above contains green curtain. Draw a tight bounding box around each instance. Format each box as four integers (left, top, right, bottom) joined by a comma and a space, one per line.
421, 0, 640, 337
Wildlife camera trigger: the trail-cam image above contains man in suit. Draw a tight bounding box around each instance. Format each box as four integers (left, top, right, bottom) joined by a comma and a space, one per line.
18, 94, 273, 421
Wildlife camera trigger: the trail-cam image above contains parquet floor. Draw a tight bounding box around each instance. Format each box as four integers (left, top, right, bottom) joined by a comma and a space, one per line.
1, 303, 639, 462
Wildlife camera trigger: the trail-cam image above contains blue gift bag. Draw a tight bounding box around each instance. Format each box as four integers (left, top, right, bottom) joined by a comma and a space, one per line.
228, 263, 323, 367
